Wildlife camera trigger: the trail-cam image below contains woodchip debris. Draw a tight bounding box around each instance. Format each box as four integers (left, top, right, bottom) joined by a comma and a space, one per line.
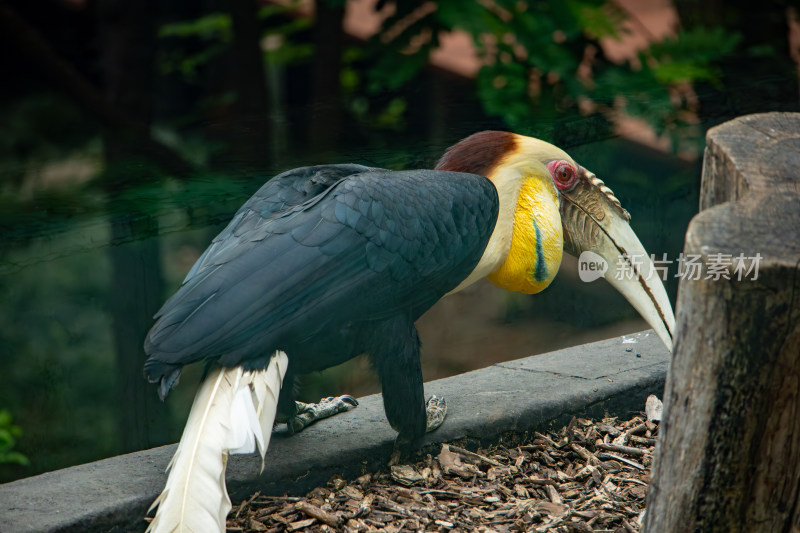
228, 396, 662, 533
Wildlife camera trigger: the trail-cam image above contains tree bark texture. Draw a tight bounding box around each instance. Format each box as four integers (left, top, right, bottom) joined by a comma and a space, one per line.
308, 0, 345, 153
644, 113, 800, 532
228, 0, 272, 168
107, 213, 169, 452
99, 0, 171, 452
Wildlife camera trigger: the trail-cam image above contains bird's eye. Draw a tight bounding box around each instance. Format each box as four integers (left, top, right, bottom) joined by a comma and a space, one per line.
546, 160, 578, 191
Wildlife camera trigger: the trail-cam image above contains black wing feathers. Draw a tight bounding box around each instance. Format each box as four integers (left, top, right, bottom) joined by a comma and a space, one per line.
181, 164, 374, 283
144, 166, 498, 379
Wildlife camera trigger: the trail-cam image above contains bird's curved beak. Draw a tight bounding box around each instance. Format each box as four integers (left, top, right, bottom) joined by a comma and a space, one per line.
559, 168, 675, 351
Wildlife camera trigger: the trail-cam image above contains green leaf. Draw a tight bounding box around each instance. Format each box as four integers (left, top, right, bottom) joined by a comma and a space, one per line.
158, 13, 232, 42
0, 451, 30, 466
0, 409, 28, 466
645, 27, 741, 85
476, 62, 534, 130
652, 62, 718, 84
649, 27, 741, 65
368, 46, 432, 92
257, 1, 304, 20
566, 0, 627, 40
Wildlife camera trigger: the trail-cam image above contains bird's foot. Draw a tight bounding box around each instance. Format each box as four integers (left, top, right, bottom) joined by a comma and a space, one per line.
389, 433, 415, 467
286, 395, 359, 434
425, 395, 447, 433
387, 396, 446, 467
388, 446, 402, 467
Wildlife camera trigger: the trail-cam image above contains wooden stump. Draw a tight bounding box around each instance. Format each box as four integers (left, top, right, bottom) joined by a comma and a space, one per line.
644, 113, 800, 532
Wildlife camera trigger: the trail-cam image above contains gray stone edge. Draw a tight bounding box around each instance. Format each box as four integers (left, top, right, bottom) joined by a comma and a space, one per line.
0, 330, 669, 533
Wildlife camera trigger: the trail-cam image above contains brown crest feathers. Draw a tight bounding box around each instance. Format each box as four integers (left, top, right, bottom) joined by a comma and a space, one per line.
435, 131, 517, 177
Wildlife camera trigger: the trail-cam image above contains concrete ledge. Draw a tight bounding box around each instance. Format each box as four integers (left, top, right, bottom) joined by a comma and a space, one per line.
0, 331, 669, 533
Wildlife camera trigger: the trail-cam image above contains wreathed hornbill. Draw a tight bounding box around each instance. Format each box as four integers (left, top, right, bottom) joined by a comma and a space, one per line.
143, 131, 674, 532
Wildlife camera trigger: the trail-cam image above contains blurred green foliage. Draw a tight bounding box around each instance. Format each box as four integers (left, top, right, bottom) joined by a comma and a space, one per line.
568, 0, 627, 40
357, 0, 742, 146
0, 226, 116, 482
158, 2, 313, 80
153, 0, 743, 143
159, 12, 233, 40
0, 410, 29, 466
647, 27, 741, 85
158, 15, 232, 80
591, 28, 742, 154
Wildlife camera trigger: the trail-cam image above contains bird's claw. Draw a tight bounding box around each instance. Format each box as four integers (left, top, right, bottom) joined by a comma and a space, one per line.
286, 395, 359, 434
334, 395, 359, 407
388, 447, 402, 467
425, 394, 447, 433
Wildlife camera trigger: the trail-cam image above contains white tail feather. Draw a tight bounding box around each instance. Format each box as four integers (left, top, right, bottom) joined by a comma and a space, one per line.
146, 351, 289, 533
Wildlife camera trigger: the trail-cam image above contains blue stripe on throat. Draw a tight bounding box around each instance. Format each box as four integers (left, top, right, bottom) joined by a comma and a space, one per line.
532, 217, 548, 282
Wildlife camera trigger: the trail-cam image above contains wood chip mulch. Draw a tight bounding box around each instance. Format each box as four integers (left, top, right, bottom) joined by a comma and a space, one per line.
228, 397, 662, 533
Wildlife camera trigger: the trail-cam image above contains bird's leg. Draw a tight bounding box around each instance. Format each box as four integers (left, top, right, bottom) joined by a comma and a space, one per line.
285, 395, 359, 434
386, 395, 447, 465
425, 394, 447, 433
369, 317, 441, 465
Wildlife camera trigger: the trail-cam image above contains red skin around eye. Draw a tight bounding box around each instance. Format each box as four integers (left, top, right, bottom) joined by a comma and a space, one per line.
546, 160, 577, 190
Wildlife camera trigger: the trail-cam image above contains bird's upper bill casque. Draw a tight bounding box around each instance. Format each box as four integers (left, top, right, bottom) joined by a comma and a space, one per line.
436, 131, 675, 350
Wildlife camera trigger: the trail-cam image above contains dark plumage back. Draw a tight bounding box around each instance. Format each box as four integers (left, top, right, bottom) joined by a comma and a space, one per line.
144, 164, 374, 396
144, 164, 499, 398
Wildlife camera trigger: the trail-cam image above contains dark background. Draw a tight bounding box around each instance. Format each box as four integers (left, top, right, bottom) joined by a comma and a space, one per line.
0, 0, 797, 482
